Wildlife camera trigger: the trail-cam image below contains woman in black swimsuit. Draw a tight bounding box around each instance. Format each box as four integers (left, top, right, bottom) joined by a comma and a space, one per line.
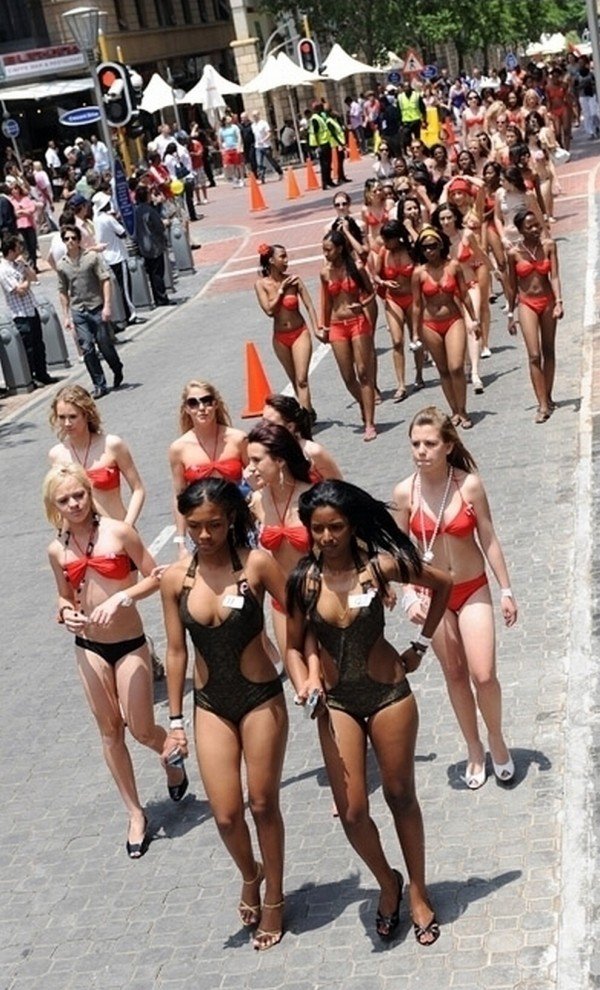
161, 478, 288, 951
286, 481, 451, 945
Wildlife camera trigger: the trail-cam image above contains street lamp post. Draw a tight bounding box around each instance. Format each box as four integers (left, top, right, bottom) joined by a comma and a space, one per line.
62, 6, 115, 166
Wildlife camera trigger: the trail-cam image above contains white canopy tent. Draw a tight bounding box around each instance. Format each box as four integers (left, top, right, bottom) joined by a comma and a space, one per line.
0, 77, 92, 101
525, 33, 567, 56
242, 53, 322, 163
140, 72, 184, 128
321, 43, 382, 81
183, 63, 242, 106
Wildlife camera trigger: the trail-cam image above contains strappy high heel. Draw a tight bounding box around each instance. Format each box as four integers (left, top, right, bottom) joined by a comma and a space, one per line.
126, 814, 149, 859
253, 899, 284, 950
238, 861, 263, 927
375, 869, 403, 939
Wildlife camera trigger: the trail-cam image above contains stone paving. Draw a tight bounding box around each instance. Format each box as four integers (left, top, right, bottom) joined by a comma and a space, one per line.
0, 139, 598, 990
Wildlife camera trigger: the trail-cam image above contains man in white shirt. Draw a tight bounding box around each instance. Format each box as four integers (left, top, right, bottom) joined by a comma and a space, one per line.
45, 141, 61, 172
91, 135, 111, 171
251, 111, 283, 183
0, 233, 56, 385
92, 191, 137, 325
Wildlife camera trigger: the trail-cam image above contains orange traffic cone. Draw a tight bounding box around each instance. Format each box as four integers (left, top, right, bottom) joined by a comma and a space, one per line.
285, 166, 302, 200
348, 131, 361, 162
241, 342, 274, 418
305, 157, 320, 192
248, 173, 268, 212
331, 149, 339, 183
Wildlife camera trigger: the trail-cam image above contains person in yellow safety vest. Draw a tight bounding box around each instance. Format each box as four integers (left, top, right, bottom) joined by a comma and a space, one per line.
323, 105, 351, 184
398, 80, 427, 152
306, 101, 334, 190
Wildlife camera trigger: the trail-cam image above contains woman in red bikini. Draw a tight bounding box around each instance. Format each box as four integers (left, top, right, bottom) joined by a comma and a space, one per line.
546, 68, 571, 150
433, 203, 491, 393
411, 226, 479, 430
49, 385, 145, 526
255, 243, 320, 418
44, 464, 186, 859
361, 178, 388, 253
169, 380, 248, 554
506, 209, 563, 423
261, 394, 342, 482
392, 405, 517, 790
320, 228, 377, 441
246, 422, 313, 662
374, 219, 423, 400
461, 91, 486, 146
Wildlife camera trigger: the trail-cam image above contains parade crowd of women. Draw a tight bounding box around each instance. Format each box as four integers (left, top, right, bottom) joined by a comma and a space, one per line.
44, 52, 585, 953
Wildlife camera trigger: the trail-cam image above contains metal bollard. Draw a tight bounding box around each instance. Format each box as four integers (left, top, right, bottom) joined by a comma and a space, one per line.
163, 250, 175, 291
36, 298, 71, 368
127, 254, 154, 310
108, 271, 128, 325
0, 316, 35, 394
169, 218, 195, 273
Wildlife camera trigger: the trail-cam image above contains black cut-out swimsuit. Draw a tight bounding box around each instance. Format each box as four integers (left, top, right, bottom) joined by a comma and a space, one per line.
179, 554, 283, 725
309, 571, 411, 721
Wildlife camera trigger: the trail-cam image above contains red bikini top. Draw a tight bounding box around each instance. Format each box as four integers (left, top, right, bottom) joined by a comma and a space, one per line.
86, 465, 120, 491
409, 475, 477, 540
422, 273, 458, 297
457, 243, 473, 263
515, 258, 551, 278
382, 252, 414, 281
281, 294, 299, 311
183, 458, 244, 484
327, 276, 358, 296
465, 113, 485, 128
63, 552, 132, 588
259, 524, 310, 553
308, 464, 324, 484
364, 209, 387, 227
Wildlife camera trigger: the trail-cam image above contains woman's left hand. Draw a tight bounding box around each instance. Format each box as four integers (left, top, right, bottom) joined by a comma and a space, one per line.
151, 564, 169, 580
468, 319, 482, 338
553, 301, 564, 319
501, 595, 518, 627
88, 595, 123, 626
348, 301, 363, 314
399, 646, 422, 674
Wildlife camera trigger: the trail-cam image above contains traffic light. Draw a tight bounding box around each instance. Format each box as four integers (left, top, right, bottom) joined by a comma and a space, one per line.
297, 38, 317, 73
97, 61, 134, 127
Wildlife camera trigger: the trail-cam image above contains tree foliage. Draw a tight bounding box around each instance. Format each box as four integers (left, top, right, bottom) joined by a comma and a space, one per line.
258, 0, 587, 65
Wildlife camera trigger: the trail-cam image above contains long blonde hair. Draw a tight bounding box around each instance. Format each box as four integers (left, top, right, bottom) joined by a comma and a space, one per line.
409, 406, 478, 473
178, 380, 232, 433
49, 385, 102, 437
42, 463, 95, 529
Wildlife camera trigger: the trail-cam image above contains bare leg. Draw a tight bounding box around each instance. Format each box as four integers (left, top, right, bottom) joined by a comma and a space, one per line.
330, 339, 363, 410
466, 284, 482, 387
421, 325, 459, 415
518, 303, 550, 415
539, 310, 557, 406
289, 330, 313, 412
385, 301, 407, 394
431, 612, 485, 773
444, 320, 469, 421
352, 333, 376, 431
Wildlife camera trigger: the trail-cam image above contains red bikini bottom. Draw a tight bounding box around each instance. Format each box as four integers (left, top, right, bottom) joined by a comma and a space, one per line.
329, 314, 371, 342
387, 291, 413, 311
519, 294, 555, 316
448, 573, 488, 612
423, 316, 462, 336
274, 324, 308, 349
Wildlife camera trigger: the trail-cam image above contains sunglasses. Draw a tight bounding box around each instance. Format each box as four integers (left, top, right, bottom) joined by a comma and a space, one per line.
186, 395, 215, 410
334, 200, 350, 207
421, 242, 439, 250
62, 235, 77, 242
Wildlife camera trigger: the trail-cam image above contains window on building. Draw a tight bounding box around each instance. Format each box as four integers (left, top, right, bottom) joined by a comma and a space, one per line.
113, 0, 129, 29
196, 0, 208, 22
181, 0, 193, 23
213, 0, 231, 21
134, 0, 148, 27
154, 0, 177, 27
0, 0, 49, 52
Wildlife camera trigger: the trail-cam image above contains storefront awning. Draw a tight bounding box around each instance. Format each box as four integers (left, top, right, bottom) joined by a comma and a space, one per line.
0, 77, 92, 102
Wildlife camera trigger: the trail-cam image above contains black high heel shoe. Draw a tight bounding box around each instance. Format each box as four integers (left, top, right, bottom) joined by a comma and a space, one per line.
375, 869, 403, 939
126, 815, 150, 859
168, 762, 189, 802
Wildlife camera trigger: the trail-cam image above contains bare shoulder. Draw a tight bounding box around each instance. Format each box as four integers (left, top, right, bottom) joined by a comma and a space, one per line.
48, 441, 67, 465
458, 470, 484, 499
392, 474, 413, 508
161, 557, 191, 593
224, 426, 247, 445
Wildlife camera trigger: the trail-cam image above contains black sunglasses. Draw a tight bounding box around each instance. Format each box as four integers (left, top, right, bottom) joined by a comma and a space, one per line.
186, 395, 215, 409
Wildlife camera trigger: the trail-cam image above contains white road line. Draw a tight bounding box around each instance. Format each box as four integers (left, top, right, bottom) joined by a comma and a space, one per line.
281, 342, 331, 396
557, 157, 598, 990
148, 524, 176, 557
214, 253, 323, 280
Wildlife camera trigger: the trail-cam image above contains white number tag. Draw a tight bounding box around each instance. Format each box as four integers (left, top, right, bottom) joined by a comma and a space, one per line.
222, 594, 244, 609
348, 591, 376, 608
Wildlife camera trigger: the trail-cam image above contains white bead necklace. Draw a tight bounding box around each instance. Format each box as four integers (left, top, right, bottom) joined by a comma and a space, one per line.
417, 467, 453, 563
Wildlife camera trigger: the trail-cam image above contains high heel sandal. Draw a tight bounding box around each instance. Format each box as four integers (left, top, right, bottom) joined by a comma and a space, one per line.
491, 752, 515, 784
253, 899, 284, 951
238, 862, 263, 927
126, 814, 149, 859
464, 757, 487, 790
167, 762, 189, 803
375, 869, 403, 939
413, 906, 440, 946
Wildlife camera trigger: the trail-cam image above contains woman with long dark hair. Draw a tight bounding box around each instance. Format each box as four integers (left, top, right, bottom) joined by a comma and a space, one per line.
255, 243, 320, 417
392, 406, 517, 789
262, 394, 342, 482
161, 478, 288, 949
286, 480, 451, 944
320, 229, 377, 440
374, 219, 423, 399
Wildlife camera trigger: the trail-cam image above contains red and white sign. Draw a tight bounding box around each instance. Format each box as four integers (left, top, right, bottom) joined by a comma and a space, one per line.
0, 44, 85, 81
403, 49, 424, 75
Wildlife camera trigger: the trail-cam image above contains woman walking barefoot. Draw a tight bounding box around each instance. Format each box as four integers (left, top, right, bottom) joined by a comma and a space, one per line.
44, 464, 186, 859
255, 243, 320, 417
411, 226, 480, 429
286, 480, 451, 944
161, 479, 288, 949
392, 406, 517, 789
506, 209, 563, 422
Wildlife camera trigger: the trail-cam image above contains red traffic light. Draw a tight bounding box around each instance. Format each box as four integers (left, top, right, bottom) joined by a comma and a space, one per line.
97, 61, 134, 127
297, 37, 317, 73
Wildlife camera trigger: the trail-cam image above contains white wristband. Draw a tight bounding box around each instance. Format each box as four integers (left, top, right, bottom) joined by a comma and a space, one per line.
169, 717, 185, 730
117, 591, 133, 607
500, 588, 513, 598
415, 633, 432, 647
173, 536, 186, 545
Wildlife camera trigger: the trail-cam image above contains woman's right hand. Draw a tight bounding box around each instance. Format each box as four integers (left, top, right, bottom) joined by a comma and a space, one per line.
63, 609, 89, 633
161, 728, 189, 765
406, 599, 429, 625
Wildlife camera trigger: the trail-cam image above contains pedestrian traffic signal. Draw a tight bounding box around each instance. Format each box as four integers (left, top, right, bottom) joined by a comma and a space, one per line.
97, 61, 134, 127
297, 38, 317, 74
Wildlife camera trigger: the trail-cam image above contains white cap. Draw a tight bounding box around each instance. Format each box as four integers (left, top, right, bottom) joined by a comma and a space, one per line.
92, 191, 112, 213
